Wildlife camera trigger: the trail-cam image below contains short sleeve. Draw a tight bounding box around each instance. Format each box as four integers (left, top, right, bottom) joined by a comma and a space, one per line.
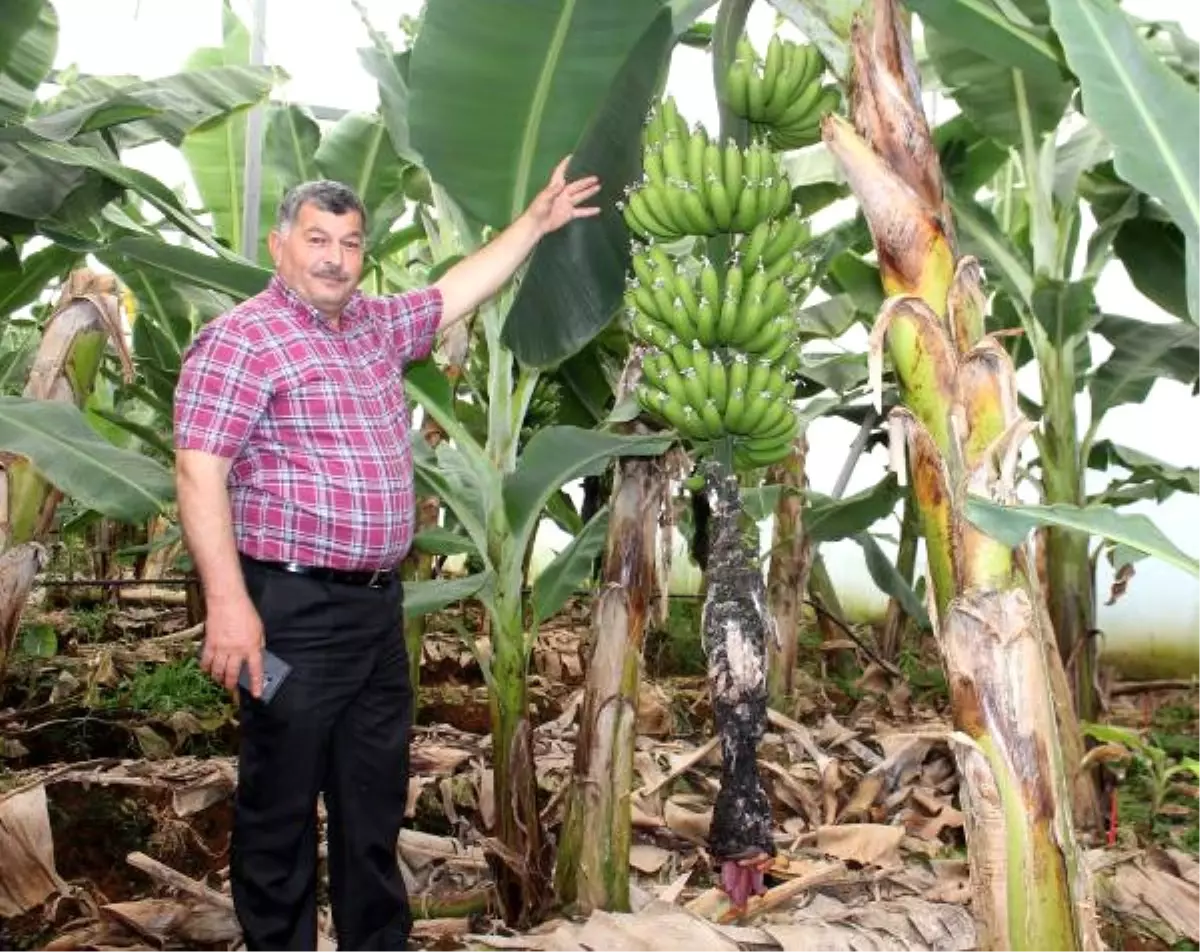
173, 316, 272, 459
369, 287, 443, 367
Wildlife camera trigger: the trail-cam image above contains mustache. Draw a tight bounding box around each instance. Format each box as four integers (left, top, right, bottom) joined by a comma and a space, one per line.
310, 264, 349, 281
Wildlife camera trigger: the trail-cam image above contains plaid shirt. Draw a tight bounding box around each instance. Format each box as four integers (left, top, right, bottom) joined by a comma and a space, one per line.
173, 275, 442, 571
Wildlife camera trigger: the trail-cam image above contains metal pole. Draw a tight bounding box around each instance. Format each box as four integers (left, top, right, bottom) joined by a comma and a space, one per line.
241, 0, 269, 261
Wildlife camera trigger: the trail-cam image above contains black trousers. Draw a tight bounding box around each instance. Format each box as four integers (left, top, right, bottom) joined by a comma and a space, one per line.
231, 555, 413, 951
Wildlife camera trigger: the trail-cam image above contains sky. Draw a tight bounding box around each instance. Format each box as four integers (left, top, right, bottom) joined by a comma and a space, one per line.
41, 0, 1200, 649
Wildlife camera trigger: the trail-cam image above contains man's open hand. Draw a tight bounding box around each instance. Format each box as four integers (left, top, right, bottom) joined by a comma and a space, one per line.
526, 155, 602, 235
200, 595, 265, 698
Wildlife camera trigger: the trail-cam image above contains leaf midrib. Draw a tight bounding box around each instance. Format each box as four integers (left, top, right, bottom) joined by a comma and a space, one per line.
511, 0, 577, 221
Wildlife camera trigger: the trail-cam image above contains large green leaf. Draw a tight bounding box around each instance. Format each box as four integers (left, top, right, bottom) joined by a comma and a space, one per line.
313, 112, 409, 250
263, 104, 320, 190
0, 243, 78, 317
102, 237, 268, 305
1047, 0, 1199, 322
408, 0, 666, 230
0, 395, 174, 522
1030, 278, 1098, 347
19, 139, 223, 250
949, 192, 1035, 305
921, 1, 1073, 147
503, 425, 672, 565
356, 16, 420, 166
806, 475, 903, 543
934, 113, 1011, 195
404, 572, 493, 618
501, 10, 676, 367
0, 0, 55, 123
24, 65, 277, 148
1090, 314, 1199, 418
965, 496, 1198, 576
179, 2, 280, 264
1087, 440, 1199, 506
1112, 210, 1190, 321
532, 505, 610, 624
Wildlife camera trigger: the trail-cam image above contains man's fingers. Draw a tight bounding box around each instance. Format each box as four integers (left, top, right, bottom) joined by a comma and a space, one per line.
551, 154, 571, 185
246, 648, 264, 699
570, 182, 602, 202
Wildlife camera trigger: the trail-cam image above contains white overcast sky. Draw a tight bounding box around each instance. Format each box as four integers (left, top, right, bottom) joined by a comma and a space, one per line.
42, 0, 1200, 642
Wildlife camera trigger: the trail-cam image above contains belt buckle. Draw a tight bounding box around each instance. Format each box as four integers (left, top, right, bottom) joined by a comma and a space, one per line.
366, 567, 388, 588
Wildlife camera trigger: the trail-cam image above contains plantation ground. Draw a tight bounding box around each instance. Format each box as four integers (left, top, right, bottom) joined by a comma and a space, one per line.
1, 587, 1196, 951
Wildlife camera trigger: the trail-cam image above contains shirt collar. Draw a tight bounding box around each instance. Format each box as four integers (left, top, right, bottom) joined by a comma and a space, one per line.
268, 274, 365, 329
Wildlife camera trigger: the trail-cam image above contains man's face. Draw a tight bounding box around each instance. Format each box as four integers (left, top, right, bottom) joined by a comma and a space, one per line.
268, 202, 365, 320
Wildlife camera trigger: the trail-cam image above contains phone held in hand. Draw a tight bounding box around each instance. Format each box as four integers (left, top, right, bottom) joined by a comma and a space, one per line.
239, 649, 292, 703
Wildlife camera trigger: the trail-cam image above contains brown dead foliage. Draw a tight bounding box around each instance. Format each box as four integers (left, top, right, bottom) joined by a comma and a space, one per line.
1, 603, 1196, 950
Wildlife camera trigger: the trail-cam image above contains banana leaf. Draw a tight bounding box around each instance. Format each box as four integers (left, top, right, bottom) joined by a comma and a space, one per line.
409, 0, 667, 230
965, 496, 1198, 576
180, 1, 281, 264
918, 0, 1073, 148
1047, 0, 1199, 322
0, 395, 174, 522
0, 0, 55, 123
502, 9, 676, 367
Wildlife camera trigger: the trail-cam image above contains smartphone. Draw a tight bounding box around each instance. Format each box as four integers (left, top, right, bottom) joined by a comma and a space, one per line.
239, 649, 292, 703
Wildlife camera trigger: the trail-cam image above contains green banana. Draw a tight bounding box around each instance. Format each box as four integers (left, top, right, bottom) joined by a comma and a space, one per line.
738, 389, 776, 434
643, 144, 667, 187
686, 125, 708, 189
707, 355, 729, 413
723, 138, 744, 210
699, 399, 724, 438
723, 386, 749, 433
716, 262, 745, 342
695, 293, 718, 347
728, 352, 750, 395
631, 311, 673, 350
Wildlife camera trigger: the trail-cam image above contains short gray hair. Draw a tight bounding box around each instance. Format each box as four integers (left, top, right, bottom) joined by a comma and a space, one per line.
276, 180, 367, 233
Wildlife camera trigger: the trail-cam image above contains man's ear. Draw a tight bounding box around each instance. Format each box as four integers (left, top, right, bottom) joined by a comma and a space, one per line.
267, 229, 282, 264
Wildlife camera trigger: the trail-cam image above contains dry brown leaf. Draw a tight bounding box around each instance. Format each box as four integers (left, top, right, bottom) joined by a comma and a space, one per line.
1100, 850, 1200, 942
637, 682, 673, 738
764, 896, 975, 950
629, 843, 671, 874
0, 784, 66, 916
411, 742, 474, 775
816, 823, 904, 868
664, 798, 711, 843
573, 902, 740, 951
100, 898, 240, 947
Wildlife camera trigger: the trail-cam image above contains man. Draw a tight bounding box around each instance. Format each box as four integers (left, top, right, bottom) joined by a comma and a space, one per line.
173, 156, 600, 951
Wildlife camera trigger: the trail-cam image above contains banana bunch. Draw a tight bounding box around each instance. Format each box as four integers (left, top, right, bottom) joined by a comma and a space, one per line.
724, 35, 841, 152
625, 243, 800, 357
621, 121, 794, 240
634, 346, 800, 464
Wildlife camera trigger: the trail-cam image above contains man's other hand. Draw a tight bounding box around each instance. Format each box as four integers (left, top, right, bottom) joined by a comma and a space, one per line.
200, 595, 265, 697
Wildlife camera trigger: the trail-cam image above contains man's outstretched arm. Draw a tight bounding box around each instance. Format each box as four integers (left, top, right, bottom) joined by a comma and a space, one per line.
433, 155, 602, 330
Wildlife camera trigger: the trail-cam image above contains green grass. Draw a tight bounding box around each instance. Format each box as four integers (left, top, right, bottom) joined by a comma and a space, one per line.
105, 658, 228, 717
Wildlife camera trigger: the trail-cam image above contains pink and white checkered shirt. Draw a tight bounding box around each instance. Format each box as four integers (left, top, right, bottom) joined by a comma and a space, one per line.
173, 275, 442, 571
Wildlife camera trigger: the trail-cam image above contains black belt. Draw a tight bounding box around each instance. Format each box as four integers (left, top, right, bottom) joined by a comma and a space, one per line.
247, 556, 398, 589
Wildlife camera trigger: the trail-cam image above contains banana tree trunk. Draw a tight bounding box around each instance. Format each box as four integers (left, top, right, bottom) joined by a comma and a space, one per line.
821, 2, 1099, 948
1040, 355, 1098, 719
486, 585, 551, 928
1, 272, 130, 680
555, 418, 666, 913
765, 435, 813, 709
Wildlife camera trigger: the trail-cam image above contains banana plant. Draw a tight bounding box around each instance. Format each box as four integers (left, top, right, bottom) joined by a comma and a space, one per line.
0, 273, 174, 680
820, 0, 1101, 945
914, 0, 1200, 728
826, 0, 1197, 943
398, 0, 686, 924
